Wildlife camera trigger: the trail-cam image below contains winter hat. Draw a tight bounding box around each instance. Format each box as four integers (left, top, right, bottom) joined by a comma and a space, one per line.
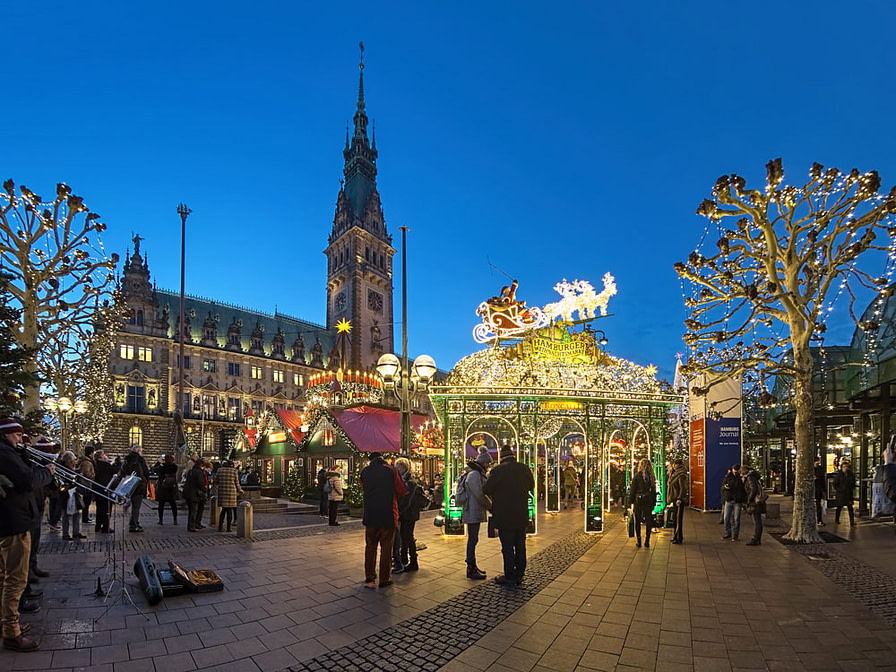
476, 446, 493, 466
33, 436, 56, 451
0, 417, 24, 434
500, 446, 514, 461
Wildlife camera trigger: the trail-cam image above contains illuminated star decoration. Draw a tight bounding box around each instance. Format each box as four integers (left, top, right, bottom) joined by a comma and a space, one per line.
336, 318, 352, 333
646, 365, 658, 376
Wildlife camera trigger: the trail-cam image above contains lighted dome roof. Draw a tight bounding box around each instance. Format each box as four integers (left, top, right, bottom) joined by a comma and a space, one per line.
446, 344, 662, 394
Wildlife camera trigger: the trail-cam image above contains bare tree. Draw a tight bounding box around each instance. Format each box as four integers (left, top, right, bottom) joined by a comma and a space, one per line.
675, 159, 896, 543
0, 180, 120, 417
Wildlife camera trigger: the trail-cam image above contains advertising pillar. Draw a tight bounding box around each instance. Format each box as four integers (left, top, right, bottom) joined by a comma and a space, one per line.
689, 373, 742, 511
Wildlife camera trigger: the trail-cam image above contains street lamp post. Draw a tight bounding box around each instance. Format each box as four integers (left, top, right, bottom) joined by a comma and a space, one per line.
174, 203, 191, 458
375, 227, 437, 453
43, 395, 87, 450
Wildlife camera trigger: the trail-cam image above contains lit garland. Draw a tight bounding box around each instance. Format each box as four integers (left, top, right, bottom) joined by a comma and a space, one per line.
0, 180, 120, 413
444, 325, 671, 403
676, 160, 896, 543
306, 369, 383, 406
415, 419, 443, 450
677, 160, 896, 390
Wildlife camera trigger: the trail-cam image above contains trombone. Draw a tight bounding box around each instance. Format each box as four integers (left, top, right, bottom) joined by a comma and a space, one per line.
25, 446, 141, 505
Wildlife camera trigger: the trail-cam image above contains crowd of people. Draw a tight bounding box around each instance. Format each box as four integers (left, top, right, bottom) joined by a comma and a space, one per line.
6, 407, 896, 654
0, 414, 260, 653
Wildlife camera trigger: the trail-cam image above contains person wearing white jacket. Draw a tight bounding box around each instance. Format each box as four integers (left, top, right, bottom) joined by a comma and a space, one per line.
326, 465, 344, 526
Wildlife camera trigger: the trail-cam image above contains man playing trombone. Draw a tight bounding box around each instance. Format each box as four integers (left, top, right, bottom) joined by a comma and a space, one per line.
0, 417, 55, 653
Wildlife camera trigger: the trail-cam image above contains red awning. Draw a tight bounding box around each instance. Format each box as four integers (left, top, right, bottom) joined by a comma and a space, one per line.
334, 405, 426, 453
276, 409, 305, 443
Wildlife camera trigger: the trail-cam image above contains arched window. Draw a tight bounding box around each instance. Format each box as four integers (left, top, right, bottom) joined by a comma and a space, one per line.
129, 426, 143, 447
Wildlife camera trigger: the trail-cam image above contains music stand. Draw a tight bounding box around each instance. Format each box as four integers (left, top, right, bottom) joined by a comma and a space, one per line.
92, 484, 149, 621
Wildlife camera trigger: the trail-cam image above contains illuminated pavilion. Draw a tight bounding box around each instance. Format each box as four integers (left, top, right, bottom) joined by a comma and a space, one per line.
429, 279, 682, 536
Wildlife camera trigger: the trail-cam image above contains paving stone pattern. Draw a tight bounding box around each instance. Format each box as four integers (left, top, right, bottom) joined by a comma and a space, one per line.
281, 529, 602, 672
786, 541, 896, 627
38, 513, 365, 555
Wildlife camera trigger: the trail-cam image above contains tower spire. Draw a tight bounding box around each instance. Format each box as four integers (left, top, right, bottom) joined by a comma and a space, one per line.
338, 41, 378, 218
357, 41, 365, 113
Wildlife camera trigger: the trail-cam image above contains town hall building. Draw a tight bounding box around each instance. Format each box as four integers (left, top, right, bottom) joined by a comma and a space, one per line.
103, 53, 413, 464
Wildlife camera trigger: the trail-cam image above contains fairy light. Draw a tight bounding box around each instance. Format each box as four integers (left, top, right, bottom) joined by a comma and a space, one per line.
679, 162, 896, 415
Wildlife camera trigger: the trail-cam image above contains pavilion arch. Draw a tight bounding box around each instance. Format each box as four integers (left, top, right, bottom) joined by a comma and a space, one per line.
429, 322, 681, 536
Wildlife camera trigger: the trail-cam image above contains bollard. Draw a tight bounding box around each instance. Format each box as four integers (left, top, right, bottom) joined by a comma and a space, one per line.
209, 499, 220, 527
236, 500, 253, 538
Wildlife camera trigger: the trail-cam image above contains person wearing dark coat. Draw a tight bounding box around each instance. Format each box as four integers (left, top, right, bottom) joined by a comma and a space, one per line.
92, 449, 115, 533
628, 458, 657, 548
666, 460, 689, 544
833, 460, 856, 526
883, 440, 896, 530
741, 465, 766, 545
182, 459, 210, 532
482, 446, 535, 586
720, 465, 748, 541
317, 466, 328, 518
0, 417, 54, 652
360, 453, 407, 588
394, 458, 420, 572
122, 445, 150, 533
814, 457, 827, 526
20, 436, 52, 590
155, 454, 179, 525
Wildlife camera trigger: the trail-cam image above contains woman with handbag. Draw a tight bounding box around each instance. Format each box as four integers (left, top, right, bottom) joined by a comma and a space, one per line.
628, 458, 657, 549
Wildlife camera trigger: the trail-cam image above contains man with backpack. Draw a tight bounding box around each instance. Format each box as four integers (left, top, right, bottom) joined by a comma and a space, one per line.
740, 464, 767, 546
457, 446, 492, 580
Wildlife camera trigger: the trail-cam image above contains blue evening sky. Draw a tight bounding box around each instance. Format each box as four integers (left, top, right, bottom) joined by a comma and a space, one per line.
5, 2, 896, 380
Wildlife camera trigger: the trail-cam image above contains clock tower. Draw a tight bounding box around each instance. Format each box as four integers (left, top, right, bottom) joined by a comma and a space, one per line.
325, 45, 395, 372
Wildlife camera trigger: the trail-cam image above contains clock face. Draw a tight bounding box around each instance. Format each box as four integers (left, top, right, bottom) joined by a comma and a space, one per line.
334, 291, 346, 312
368, 290, 383, 313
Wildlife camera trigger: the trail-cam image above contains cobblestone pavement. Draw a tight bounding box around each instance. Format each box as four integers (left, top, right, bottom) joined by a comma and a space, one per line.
284, 530, 601, 672
38, 503, 354, 555
9, 497, 896, 671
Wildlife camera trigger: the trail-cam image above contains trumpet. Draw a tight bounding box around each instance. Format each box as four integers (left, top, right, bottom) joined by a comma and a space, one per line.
25, 447, 140, 505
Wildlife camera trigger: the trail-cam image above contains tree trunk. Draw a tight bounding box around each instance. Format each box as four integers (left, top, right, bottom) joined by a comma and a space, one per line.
783, 339, 824, 543
21, 292, 40, 415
